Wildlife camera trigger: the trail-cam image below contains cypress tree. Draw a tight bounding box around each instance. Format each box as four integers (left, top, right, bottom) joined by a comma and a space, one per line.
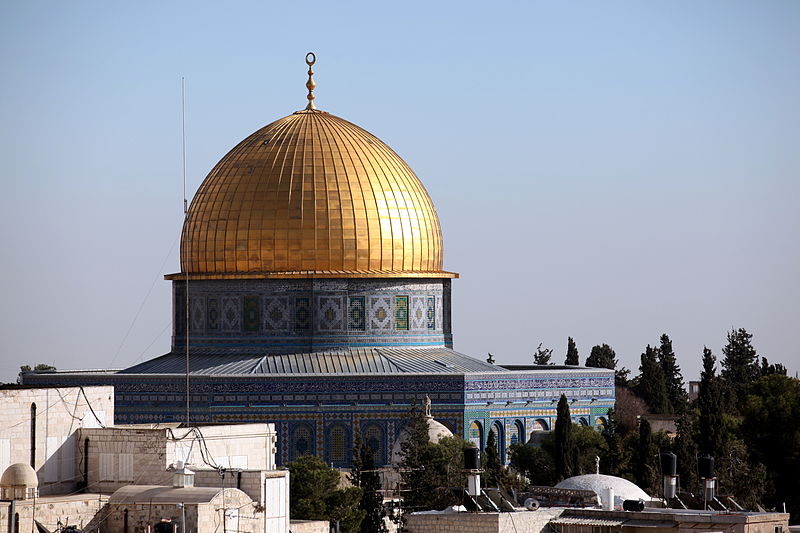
673, 411, 698, 493
484, 430, 502, 486
554, 394, 576, 481
698, 347, 724, 457
634, 418, 656, 492
585, 344, 617, 370
636, 345, 670, 414
720, 328, 760, 410
658, 334, 687, 413
565, 337, 580, 365
351, 444, 387, 533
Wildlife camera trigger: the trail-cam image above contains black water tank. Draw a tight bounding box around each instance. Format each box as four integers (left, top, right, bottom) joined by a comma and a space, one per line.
698, 455, 715, 479
660, 451, 677, 476
464, 447, 480, 470
623, 500, 645, 512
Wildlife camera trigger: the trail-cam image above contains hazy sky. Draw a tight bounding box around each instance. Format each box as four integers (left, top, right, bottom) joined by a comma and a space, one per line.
1, 1, 798, 383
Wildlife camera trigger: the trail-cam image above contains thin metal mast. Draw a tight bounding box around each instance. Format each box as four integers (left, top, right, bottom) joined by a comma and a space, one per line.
182, 76, 190, 426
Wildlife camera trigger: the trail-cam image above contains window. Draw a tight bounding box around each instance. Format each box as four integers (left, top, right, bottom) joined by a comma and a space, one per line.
363, 425, 384, 465
291, 424, 313, 460
30, 403, 37, 468
469, 421, 483, 450
395, 296, 409, 330
328, 425, 348, 465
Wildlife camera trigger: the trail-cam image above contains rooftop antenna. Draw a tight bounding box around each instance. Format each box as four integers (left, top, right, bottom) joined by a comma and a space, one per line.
181, 76, 190, 426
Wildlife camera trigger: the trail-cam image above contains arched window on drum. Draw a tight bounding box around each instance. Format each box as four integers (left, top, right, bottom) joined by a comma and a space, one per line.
363, 424, 384, 465
291, 423, 314, 461
509, 420, 524, 446
328, 424, 349, 466
468, 421, 483, 450
491, 421, 505, 463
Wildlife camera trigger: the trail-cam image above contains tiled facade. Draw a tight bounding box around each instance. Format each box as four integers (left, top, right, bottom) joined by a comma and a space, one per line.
25, 369, 615, 468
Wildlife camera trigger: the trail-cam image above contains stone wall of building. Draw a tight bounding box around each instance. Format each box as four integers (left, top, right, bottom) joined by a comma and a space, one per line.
0, 495, 110, 533
288, 520, 329, 533
406, 509, 560, 533
101, 488, 260, 533
0, 386, 114, 495
78, 424, 276, 494
172, 278, 452, 351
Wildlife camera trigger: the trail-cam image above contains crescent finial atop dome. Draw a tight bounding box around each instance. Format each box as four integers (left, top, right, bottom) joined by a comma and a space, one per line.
305, 52, 316, 110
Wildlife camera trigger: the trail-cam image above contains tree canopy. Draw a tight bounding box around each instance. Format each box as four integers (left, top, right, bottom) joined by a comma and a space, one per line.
288, 455, 364, 533
585, 344, 617, 370
565, 337, 579, 365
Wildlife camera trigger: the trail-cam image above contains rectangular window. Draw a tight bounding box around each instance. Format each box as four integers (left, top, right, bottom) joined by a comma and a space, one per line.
426, 296, 435, 329
348, 296, 366, 331
243, 295, 260, 332
395, 296, 409, 330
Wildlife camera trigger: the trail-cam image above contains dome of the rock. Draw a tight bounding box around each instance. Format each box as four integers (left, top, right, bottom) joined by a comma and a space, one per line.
176, 108, 453, 279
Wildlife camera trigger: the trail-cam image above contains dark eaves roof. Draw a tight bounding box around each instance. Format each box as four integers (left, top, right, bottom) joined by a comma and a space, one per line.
118, 347, 502, 376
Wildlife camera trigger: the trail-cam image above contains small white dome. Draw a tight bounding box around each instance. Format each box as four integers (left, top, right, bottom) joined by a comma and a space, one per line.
390, 417, 453, 465
1, 463, 38, 488
555, 474, 649, 507
1, 463, 39, 500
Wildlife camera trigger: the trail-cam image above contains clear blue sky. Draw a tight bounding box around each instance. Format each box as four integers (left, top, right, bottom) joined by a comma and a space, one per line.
1, 1, 798, 383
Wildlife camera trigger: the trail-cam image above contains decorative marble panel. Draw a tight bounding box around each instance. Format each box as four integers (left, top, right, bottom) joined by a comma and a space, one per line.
222, 297, 240, 331
318, 297, 344, 331
410, 296, 426, 330
264, 297, 289, 331
190, 297, 205, 332
369, 296, 393, 330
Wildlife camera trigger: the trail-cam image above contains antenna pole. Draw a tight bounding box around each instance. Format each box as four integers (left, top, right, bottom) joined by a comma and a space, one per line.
182, 76, 190, 426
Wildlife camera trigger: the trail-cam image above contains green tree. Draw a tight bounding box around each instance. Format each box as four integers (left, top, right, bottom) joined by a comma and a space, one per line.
585, 344, 617, 370
484, 429, 502, 482
672, 411, 698, 493
509, 442, 555, 486
635, 345, 670, 414
759, 357, 787, 376
658, 334, 687, 413
720, 328, 760, 410
565, 337, 579, 365
573, 425, 609, 475
533, 343, 553, 365
398, 408, 471, 514
350, 440, 387, 533
484, 430, 523, 489
601, 408, 623, 476
554, 394, 576, 481
633, 419, 656, 493
742, 374, 800, 519
288, 455, 365, 533
697, 347, 725, 457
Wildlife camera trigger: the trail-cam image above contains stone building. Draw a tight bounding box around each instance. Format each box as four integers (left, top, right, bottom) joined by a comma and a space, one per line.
0, 386, 290, 533
0, 385, 114, 495
22, 55, 615, 467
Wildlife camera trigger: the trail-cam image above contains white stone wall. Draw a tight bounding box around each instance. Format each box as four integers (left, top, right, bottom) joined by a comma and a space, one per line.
406, 509, 560, 533
0, 386, 114, 495
78, 424, 277, 495
0, 495, 110, 533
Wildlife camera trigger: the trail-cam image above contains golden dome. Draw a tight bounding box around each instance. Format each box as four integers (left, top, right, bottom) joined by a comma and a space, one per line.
172, 108, 455, 279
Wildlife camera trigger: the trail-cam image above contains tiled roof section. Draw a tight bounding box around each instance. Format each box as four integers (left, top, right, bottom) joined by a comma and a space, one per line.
119, 347, 501, 376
